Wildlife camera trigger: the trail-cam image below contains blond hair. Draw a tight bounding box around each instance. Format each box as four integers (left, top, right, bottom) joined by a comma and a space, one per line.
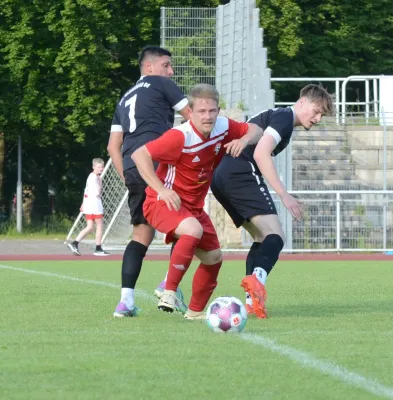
188, 84, 220, 109
92, 158, 105, 166
300, 84, 333, 115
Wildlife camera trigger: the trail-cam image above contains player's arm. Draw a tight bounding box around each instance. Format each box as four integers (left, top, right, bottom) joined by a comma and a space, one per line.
224, 121, 264, 157
178, 104, 190, 121
131, 146, 167, 194
163, 77, 190, 121
131, 129, 184, 211
253, 134, 302, 220
107, 108, 125, 183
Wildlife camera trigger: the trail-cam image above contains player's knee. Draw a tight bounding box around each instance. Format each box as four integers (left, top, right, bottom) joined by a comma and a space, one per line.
86, 224, 94, 233
274, 231, 285, 246
202, 248, 223, 265
177, 217, 203, 239
212, 249, 223, 264
186, 222, 203, 239
265, 234, 284, 253
124, 240, 148, 258
132, 224, 155, 246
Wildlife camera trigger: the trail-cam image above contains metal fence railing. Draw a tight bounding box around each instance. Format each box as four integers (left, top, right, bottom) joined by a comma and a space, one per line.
160, 7, 216, 94
291, 113, 393, 192
206, 190, 393, 253
66, 160, 393, 253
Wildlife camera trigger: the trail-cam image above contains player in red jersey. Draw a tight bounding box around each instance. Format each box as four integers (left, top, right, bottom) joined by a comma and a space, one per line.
131, 83, 264, 320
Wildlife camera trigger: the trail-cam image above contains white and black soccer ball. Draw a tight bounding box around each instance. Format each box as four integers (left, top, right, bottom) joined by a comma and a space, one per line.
206, 296, 247, 333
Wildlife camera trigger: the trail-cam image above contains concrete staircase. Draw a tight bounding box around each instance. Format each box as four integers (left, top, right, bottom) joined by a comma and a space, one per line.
291, 124, 393, 249
292, 126, 364, 190
292, 125, 393, 190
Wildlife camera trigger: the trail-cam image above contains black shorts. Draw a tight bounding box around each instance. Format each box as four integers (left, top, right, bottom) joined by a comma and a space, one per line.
211, 156, 277, 228
124, 168, 148, 225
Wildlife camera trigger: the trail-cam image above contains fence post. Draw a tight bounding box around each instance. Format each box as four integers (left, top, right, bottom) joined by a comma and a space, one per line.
335, 79, 340, 125
227, 1, 236, 107
373, 78, 379, 118
286, 141, 293, 251
382, 108, 388, 251
16, 135, 22, 233
365, 79, 370, 123
336, 192, 341, 252
383, 194, 387, 251
215, 5, 223, 95
160, 7, 166, 48
382, 108, 387, 189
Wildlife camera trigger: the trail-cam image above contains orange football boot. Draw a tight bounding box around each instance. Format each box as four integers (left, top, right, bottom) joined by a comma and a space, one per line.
241, 275, 267, 319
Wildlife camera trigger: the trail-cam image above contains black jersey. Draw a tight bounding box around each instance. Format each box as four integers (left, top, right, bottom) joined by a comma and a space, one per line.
111, 76, 187, 171
238, 107, 294, 173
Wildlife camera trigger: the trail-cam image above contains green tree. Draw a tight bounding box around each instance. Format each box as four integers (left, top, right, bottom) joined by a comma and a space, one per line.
258, 0, 393, 101
2, 0, 391, 224
0, 0, 222, 222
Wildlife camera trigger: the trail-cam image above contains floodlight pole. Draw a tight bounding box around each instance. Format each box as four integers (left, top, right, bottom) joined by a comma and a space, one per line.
16, 135, 22, 233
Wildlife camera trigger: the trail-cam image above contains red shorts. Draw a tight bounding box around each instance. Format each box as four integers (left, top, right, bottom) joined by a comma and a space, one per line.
85, 214, 103, 221
143, 200, 220, 251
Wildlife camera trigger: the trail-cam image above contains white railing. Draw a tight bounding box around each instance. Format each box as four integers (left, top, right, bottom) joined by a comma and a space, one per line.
76, 188, 393, 254
205, 190, 393, 253
271, 76, 380, 124
340, 75, 384, 124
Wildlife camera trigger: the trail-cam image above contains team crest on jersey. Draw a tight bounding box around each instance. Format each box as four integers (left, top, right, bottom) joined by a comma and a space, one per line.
214, 143, 221, 155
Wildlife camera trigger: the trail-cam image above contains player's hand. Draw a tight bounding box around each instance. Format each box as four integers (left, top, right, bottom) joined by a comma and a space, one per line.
158, 188, 181, 211
280, 193, 303, 221
79, 205, 83, 212
223, 138, 248, 157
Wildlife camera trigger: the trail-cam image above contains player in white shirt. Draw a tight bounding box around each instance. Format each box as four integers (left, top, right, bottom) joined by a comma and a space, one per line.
67, 158, 110, 256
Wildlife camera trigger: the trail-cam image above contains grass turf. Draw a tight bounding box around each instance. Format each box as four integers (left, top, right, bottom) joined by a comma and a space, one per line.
0, 260, 392, 400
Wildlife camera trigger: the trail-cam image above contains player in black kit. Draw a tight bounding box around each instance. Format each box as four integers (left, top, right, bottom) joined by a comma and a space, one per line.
211, 84, 333, 318
108, 46, 190, 317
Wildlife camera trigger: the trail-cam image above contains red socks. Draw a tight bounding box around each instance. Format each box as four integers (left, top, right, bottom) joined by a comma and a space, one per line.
165, 235, 200, 291
189, 262, 222, 312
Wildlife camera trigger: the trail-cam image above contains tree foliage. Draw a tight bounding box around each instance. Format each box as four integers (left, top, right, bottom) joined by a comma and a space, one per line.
257, 0, 393, 100
0, 0, 392, 221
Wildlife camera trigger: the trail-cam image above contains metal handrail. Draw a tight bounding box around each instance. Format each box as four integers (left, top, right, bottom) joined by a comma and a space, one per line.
340, 75, 384, 123
271, 76, 381, 124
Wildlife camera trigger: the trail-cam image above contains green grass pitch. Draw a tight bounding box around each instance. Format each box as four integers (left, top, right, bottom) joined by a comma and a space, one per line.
1, 260, 393, 400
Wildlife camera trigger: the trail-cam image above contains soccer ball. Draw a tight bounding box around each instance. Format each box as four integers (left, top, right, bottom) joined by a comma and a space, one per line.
206, 296, 247, 333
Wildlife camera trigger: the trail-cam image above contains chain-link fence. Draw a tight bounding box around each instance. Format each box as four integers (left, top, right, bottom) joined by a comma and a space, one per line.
207, 190, 393, 252
161, 2, 274, 113
160, 7, 216, 94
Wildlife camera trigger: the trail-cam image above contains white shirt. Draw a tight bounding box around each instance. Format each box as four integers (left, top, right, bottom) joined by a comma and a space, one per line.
82, 173, 103, 214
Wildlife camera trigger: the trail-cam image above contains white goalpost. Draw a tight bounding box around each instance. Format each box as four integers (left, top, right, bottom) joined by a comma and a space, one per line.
65, 157, 168, 251
66, 158, 127, 249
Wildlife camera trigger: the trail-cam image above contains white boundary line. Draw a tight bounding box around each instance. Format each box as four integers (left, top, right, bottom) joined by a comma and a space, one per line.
241, 334, 393, 399
2, 264, 393, 398
0, 264, 153, 300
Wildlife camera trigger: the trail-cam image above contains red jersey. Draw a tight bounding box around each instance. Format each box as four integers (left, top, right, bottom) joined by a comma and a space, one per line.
145, 116, 249, 214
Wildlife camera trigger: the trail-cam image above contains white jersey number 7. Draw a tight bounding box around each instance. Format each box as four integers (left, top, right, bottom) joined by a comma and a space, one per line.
125, 94, 137, 133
